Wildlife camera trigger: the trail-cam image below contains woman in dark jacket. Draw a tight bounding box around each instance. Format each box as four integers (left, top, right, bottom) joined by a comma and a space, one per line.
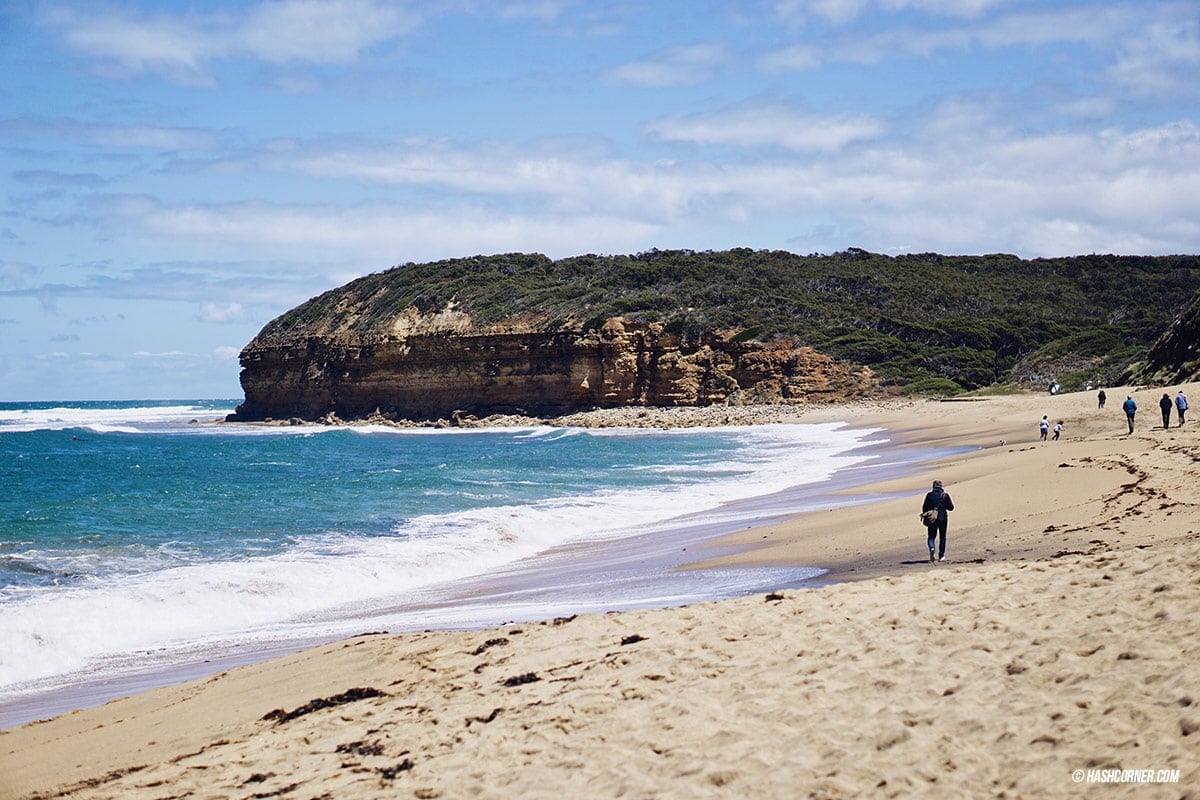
922, 479, 955, 563
1160, 393, 1174, 429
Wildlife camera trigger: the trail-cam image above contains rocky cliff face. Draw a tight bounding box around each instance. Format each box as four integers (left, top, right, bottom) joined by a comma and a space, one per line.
233, 312, 875, 422
1132, 290, 1200, 385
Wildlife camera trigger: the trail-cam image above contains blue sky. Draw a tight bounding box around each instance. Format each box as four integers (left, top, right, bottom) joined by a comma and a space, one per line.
2, 0, 1198, 400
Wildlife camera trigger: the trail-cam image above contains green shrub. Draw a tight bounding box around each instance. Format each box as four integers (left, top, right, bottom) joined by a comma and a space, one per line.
900, 378, 965, 396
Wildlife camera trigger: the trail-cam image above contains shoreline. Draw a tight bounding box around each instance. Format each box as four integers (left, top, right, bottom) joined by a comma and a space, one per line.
0, 415, 943, 730
691, 382, 1200, 583
3, 384, 1198, 798
216, 396, 924, 431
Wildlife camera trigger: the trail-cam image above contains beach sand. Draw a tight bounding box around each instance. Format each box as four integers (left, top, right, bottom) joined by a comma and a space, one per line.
3, 384, 1198, 799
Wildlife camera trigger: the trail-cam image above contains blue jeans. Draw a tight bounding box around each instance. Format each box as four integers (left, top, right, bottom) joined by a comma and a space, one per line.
927, 521, 947, 558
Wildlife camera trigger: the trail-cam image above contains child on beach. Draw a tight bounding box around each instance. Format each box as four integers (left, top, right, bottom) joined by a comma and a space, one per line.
1039, 416, 1049, 441
1052, 421, 1062, 440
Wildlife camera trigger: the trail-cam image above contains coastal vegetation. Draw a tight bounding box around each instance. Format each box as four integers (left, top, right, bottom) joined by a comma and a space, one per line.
260, 249, 1200, 395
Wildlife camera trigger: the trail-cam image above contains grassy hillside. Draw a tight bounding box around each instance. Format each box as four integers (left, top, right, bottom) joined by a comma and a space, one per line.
258, 249, 1200, 394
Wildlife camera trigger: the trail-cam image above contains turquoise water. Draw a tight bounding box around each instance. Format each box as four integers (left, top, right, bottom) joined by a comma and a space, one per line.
0, 400, 884, 711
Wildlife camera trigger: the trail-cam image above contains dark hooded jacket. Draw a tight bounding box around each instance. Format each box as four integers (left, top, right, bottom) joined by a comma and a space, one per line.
922, 486, 954, 524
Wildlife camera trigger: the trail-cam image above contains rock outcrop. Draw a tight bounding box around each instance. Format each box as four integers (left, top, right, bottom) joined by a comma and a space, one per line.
233, 312, 875, 422
1130, 289, 1200, 385
229, 249, 1200, 414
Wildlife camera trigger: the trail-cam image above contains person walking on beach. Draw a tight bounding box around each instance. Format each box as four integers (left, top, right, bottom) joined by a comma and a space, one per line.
1052, 421, 1063, 440
1039, 415, 1049, 441
1123, 396, 1137, 434
1176, 390, 1188, 426
1098, 389, 1106, 409
921, 479, 955, 563
1159, 393, 1173, 429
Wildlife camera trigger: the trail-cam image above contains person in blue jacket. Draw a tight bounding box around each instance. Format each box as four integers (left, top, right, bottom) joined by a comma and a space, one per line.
1122, 395, 1137, 434
921, 479, 955, 563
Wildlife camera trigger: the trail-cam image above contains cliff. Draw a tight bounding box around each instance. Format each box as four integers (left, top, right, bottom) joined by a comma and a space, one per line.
235, 314, 875, 422
232, 249, 1200, 421
1129, 289, 1200, 385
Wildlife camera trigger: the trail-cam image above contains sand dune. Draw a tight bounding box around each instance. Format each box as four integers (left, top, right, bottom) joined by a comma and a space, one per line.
2, 384, 1198, 799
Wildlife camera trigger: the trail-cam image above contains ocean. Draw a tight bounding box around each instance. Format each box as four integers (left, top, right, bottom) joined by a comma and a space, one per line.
0, 400, 913, 726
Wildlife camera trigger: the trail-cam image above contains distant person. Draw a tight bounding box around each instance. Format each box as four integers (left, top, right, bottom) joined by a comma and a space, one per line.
1053, 421, 1063, 440
1098, 389, 1106, 409
921, 479, 955, 563
1039, 415, 1049, 441
1176, 390, 1188, 426
1159, 393, 1173, 429
1123, 396, 1137, 434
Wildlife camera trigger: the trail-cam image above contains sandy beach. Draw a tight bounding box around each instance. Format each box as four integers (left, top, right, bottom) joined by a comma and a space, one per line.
3, 383, 1198, 799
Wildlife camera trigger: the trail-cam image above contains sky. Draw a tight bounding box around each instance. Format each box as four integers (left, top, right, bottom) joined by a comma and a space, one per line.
1, 0, 1198, 401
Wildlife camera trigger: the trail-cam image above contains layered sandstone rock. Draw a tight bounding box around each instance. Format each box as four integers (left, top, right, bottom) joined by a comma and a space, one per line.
233, 312, 875, 422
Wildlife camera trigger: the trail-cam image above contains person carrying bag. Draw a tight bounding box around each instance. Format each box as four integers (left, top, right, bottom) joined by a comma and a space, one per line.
920, 480, 955, 563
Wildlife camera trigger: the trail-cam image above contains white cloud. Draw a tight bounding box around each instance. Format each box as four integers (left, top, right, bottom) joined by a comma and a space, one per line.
830, 119, 1200, 255
251, 138, 712, 219
762, 4, 1152, 69
1, 261, 40, 290
971, 5, 1142, 49
47, 0, 423, 81
772, 0, 1012, 26
52, 6, 211, 82
644, 104, 886, 152
604, 43, 728, 86
882, 0, 1014, 17
213, 345, 242, 360
94, 115, 1200, 260
0, 118, 215, 150
1109, 18, 1200, 97
104, 196, 662, 263
132, 351, 194, 359
758, 43, 821, 71
197, 302, 248, 324
90, 124, 216, 150
236, 0, 421, 63
1056, 96, 1118, 119
781, 0, 870, 26
12, 170, 108, 188
494, 1, 570, 22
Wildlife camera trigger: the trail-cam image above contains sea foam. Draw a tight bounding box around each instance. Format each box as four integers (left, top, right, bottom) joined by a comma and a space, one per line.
0, 402, 882, 702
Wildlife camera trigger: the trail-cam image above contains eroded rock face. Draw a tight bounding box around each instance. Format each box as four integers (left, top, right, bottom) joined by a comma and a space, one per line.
233, 314, 874, 422
1134, 290, 1200, 384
